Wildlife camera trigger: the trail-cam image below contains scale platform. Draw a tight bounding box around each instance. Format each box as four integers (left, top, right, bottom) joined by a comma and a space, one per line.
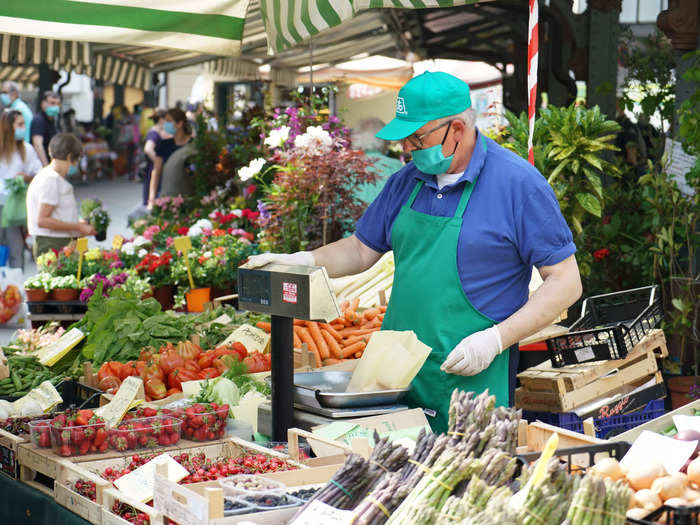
294, 403, 408, 419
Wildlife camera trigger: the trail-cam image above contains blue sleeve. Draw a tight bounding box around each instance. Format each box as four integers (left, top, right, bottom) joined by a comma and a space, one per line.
516, 179, 577, 268
355, 170, 405, 253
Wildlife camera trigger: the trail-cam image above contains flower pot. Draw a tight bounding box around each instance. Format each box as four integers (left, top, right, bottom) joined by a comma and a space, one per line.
25, 289, 49, 302
51, 288, 79, 302
152, 285, 174, 311
186, 287, 211, 313
95, 230, 106, 242
669, 376, 699, 409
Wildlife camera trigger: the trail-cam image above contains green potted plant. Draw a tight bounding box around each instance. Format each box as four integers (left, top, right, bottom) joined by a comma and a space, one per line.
50, 275, 80, 302
80, 198, 111, 241
24, 272, 52, 302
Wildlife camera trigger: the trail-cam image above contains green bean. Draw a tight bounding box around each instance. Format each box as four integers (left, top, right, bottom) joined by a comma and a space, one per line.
10, 371, 22, 391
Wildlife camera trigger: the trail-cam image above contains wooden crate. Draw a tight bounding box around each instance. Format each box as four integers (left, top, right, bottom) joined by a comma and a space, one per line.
101, 488, 162, 525
515, 329, 666, 413
0, 428, 27, 479
55, 457, 110, 525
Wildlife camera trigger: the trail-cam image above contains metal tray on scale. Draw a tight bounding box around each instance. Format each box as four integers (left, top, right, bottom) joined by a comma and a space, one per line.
292, 371, 410, 409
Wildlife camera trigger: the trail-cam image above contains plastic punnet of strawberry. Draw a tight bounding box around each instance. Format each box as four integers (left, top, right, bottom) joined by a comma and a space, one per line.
49, 409, 107, 457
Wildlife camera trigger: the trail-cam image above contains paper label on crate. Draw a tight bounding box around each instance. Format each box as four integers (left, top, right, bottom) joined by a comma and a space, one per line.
115, 454, 188, 503
37, 328, 85, 366
95, 376, 144, 428
154, 473, 209, 525
673, 415, 700, 434
620, 430, 697, 474
291, 500, 355, 525
12, 381, 63, 415
223, 324, 270, 354
574, 346, 595, 363
181, 379, 204, 398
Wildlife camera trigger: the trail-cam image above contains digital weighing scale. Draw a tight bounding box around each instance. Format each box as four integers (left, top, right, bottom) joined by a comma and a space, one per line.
238, 264, 410, 440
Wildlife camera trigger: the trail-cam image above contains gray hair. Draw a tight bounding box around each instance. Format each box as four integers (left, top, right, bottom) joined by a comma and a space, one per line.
48, 133, 83, 161
352, 118, 388, 153
2, 81, 19, 95
436, 107, 477, 129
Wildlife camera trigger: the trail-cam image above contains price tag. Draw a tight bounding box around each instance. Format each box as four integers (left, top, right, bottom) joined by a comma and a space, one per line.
620, 430, 697, 474
574, 346, 595, 363
173, 236, 195, 289
37, 327, 85, 366
95, 376, 144, 428
112, 234, 124, 250
115, 454, 189, 503
291, 500, 355, 525
76, 237, 88, 281
223, 324, 270, 354
12, 381, 63, 414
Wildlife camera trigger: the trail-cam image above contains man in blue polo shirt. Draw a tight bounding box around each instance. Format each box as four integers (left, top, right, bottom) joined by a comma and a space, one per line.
245, 72, 582, 433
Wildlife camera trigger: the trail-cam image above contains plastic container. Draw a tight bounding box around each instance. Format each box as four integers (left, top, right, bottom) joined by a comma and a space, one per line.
218, 474, 286, 499
223, 497, 257, 517
546, 285, 663, 367
236, 493, 303, 511
226, 419, 253, 441
108, 415, 182, 451
27, 420, 52, 448
264, 441, 311, 460
175, 403, 228, 442
626, 504, 700, 525
522, 399, 665, 440
51, 421, 108, 457
518, 441, 631, 474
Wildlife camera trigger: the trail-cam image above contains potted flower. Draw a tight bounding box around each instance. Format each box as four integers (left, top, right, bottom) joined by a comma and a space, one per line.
171, 250, 211, 313
80, 198, 111, 241
135, 251, 174, 310
50, 275, 80, 302
24, 272, 52, 302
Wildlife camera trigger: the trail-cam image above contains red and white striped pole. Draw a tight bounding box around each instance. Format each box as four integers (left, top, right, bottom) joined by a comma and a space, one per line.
527, 0, 539, 165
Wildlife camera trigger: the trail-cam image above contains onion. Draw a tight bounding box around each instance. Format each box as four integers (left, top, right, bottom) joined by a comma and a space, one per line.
627, 461, 667, 491
632, 489, 663, 511
687, 458, 700, 485
626, 507, 650, 520
674, 430, 700, 459
652, 476, 687, 501
684, 488, 700, 501
664, 497, 690, 507
590, 457, 625, 481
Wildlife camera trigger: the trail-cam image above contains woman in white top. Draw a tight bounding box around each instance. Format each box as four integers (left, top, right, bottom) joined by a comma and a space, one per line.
26, 133, 95, 258
0, 110, 42, 268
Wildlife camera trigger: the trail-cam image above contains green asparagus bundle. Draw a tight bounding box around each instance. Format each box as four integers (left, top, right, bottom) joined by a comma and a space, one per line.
514, 459, 575, 525
460, 489, 518, 525
351, 473, 412, 525
565, 474, 632, 525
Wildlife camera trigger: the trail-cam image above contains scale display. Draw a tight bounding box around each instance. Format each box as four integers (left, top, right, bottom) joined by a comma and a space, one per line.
238, 269, 271, 307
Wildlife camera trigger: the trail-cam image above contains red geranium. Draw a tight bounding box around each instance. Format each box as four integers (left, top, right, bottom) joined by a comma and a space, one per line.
177, 226, 189, 235
593, 248, 610, 262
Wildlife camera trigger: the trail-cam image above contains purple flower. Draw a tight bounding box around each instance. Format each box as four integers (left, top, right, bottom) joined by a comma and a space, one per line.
80, 288, 94, 302
110, 261, 124, 269
257, 200, 270, 221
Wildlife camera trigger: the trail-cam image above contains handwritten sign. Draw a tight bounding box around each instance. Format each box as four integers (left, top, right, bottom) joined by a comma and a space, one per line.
291, 500, 355, 525
173, 236, 194, 289
95, 376, 144, 428
76, 237, 88, 281
115, 454, 188, 503
223, 324, 270, 354
37, 327, 85, 366
12, 381, 62, 414
621, 430, 697, 474
112, 234, 124, 250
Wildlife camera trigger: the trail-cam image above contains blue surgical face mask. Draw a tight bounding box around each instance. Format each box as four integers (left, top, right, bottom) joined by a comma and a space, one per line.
45, 105, 60, 118
411, 121, 458, 175
0, 93, 11, 106
67, 164, 79, 176
163, 121, 176, 135
14, 127, 25, 141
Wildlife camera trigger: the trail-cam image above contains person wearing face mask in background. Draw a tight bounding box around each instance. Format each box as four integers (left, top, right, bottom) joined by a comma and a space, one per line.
26, 133, 95, 258
30, 91, 61, 166
244, 72, 583, 433
146, 108, 193, 208
0, 110, 42, 268
1, 81, 33, 143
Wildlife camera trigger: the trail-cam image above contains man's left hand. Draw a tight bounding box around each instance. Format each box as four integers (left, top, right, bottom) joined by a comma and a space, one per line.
441, 326, 503, 376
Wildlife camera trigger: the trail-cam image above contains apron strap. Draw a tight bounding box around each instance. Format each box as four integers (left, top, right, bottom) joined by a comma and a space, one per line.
406, 180, 424, 207
453, 136, 487, 218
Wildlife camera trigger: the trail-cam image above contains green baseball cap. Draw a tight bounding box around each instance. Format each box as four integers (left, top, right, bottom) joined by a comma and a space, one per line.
376, 71, 472, 141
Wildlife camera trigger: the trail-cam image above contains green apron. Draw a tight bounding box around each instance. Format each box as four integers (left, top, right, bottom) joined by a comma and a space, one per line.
381, 165, 511, 434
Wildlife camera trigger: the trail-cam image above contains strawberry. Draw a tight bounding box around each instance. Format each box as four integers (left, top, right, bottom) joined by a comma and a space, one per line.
39, 431, 51, 448
94, 428, 107, 446
59, 444, 72, 457
98, 441, 108, 452
114, 436, 128, 452
79, 440, 90, 455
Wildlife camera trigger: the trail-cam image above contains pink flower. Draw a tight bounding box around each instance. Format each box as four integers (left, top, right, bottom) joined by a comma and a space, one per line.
166, 237, 174, 247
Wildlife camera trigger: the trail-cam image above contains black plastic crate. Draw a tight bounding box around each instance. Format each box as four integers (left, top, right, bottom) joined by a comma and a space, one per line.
0, 380, 102, 410
26, 301, 87, 315
518, 441, 631, 474
627, 505, 700, 525
546, 286, 663, 367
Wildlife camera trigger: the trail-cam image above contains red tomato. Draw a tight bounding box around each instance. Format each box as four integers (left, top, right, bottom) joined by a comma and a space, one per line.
182, 360, 201, 373
141, 361, 165, 382
120, 361, 141, 380
166, 388, 180, 397
159, 351, 185, 375
176, 341, 201, 361
197, 351, 217, 370
145, 378, 167, 400
98, 375, 121, 394
200, 368, 220, 379
98, 362, 122, 382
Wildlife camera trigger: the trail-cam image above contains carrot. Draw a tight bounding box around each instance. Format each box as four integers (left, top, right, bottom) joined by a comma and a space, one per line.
331, 321, 346, 330
321, 329, 343, 359
256, 321, 271, 333
339, 300, 350, 312
342, 334, 370, 346
320, 323, 343, 341
350, 297, 360, 310
323, 358, 344, 366
297, 327, 319, 354
293, 331, 302, 348
339, 327, 377, 337
309, 346, 322, 368
363, 308, 380, 321
354, 351, 364, 358
344, 309, 360, 324
340, 341, 366, 358
307, 322, 330, 359
293, 319, 306, 326
379, 306, 387, 312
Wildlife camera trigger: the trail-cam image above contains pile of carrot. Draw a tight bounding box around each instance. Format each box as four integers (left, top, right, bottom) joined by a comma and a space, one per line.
255, 298, 387, 368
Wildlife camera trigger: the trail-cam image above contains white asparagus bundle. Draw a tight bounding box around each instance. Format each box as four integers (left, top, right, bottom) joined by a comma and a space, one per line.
331, 252, 394, 308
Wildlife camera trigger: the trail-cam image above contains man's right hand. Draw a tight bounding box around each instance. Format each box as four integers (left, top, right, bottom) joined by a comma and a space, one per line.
77, 223, 97, 236
241, 251, 316, 269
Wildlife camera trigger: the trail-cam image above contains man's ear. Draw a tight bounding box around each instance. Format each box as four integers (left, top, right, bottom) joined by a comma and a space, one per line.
451, 119, 466, 142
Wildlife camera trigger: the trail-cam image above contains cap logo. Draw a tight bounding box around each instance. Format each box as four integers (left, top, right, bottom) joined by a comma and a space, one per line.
396, 97, 407, 116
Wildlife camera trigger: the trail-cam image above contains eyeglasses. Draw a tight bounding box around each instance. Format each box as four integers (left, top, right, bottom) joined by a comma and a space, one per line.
404, 120, 452, 149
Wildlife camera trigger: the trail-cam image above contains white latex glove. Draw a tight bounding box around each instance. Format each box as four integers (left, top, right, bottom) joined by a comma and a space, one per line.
440, 326, 503, 376
241, 251, 316, 269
